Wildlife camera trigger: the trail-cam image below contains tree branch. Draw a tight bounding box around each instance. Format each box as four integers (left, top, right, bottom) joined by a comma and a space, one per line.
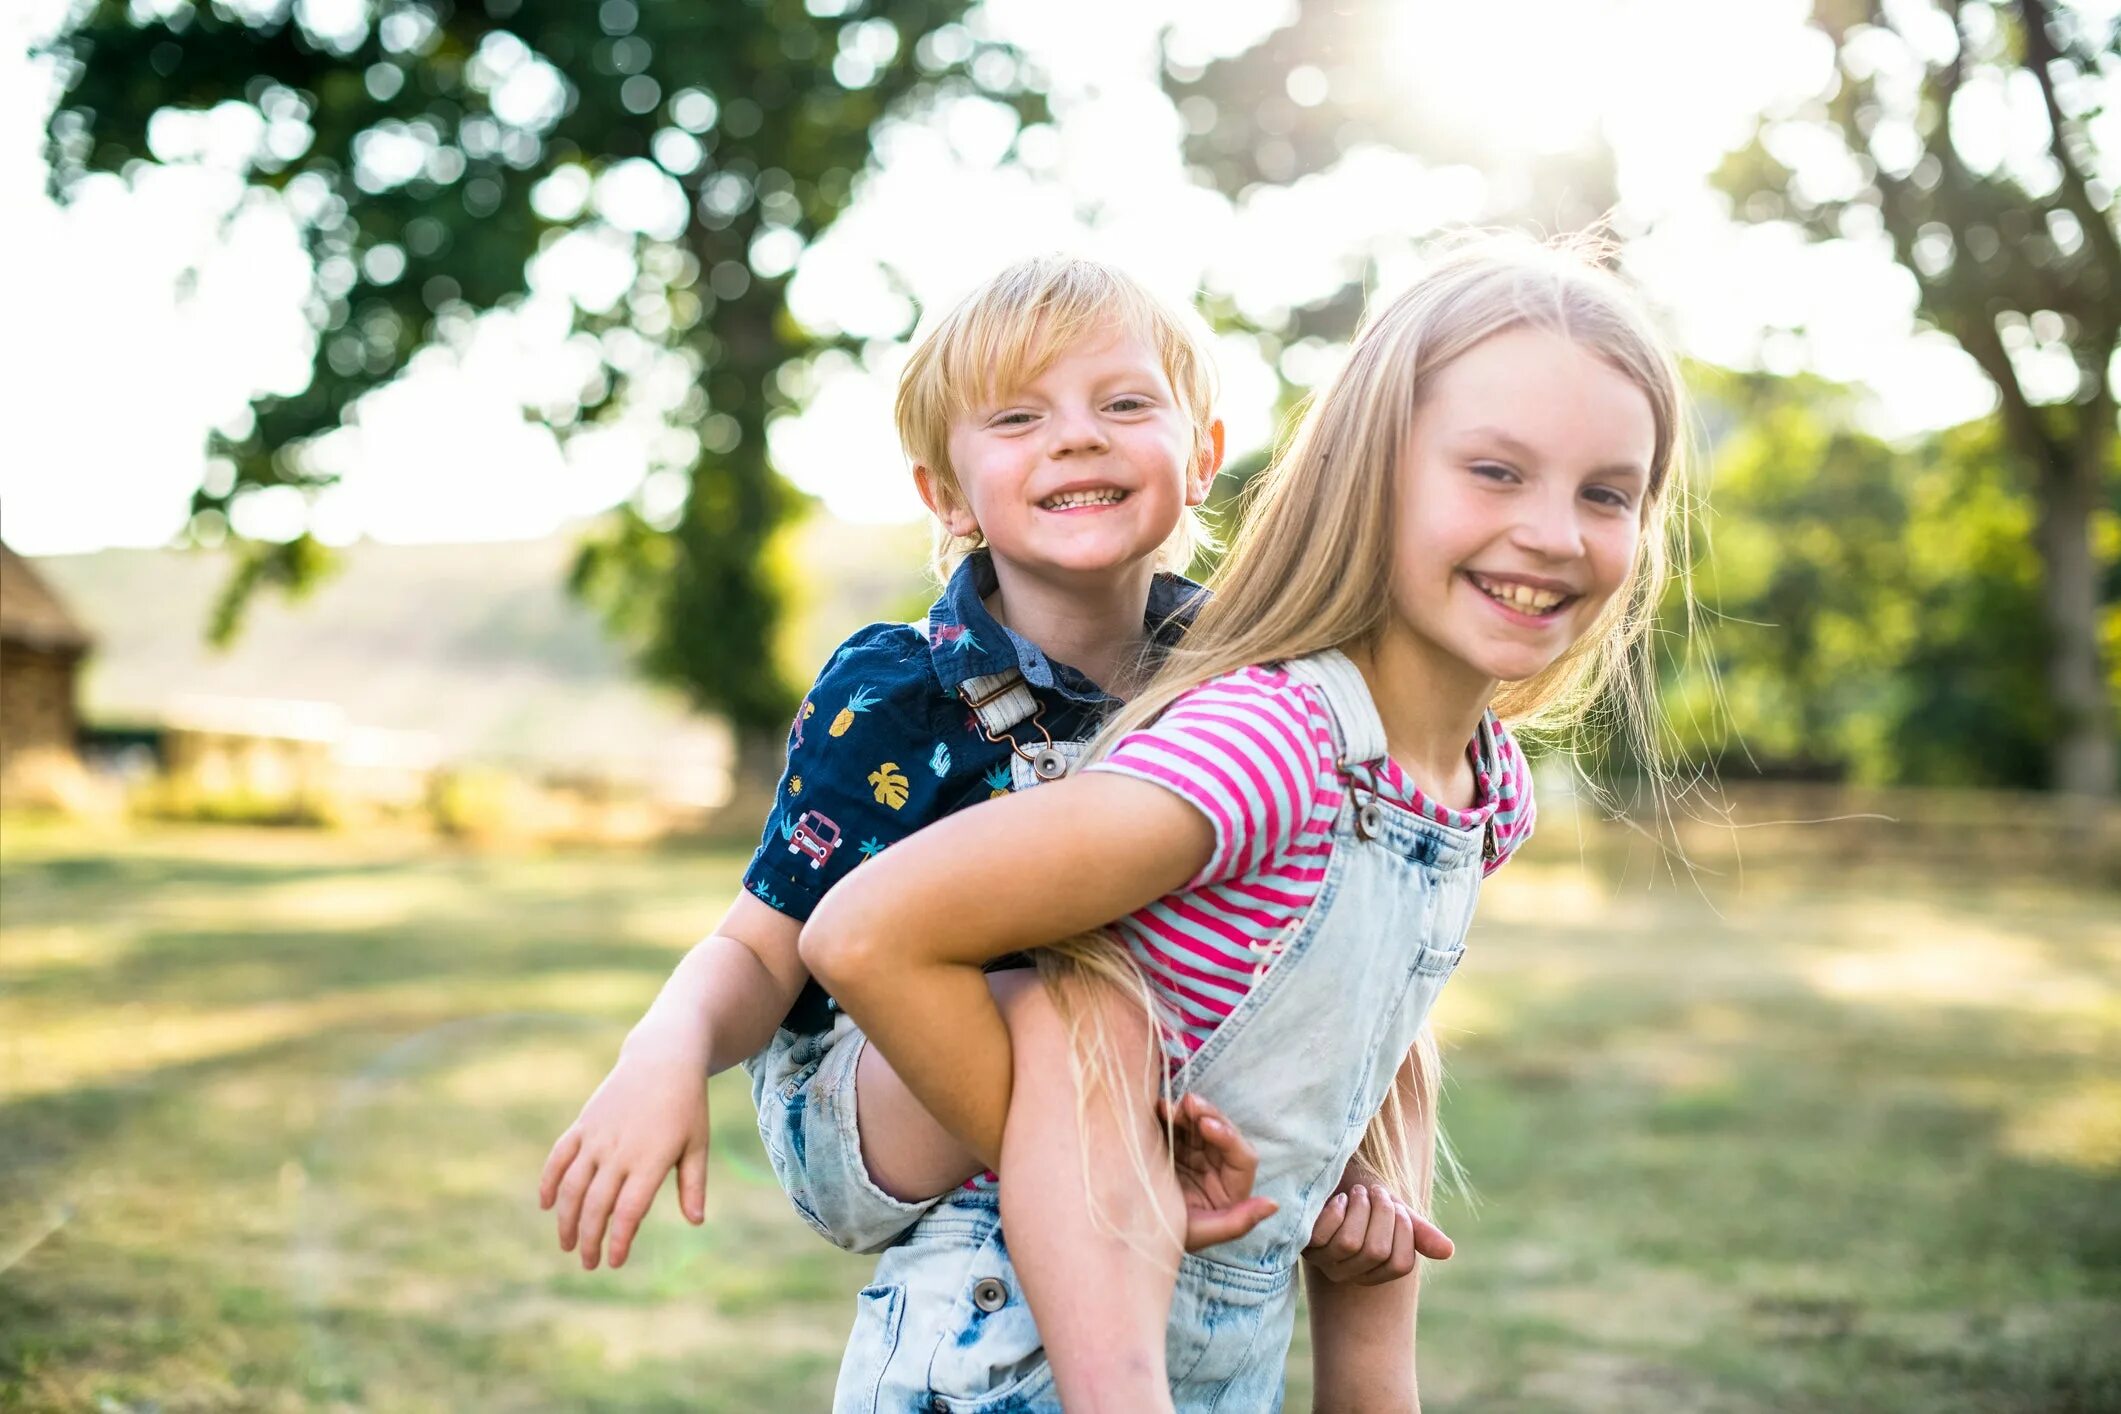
2017, 0, 2121, 282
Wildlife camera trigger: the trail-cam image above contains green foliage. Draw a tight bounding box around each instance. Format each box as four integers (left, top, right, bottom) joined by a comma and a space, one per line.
1670, 367, 2099, 789
44, 0, 1043, 736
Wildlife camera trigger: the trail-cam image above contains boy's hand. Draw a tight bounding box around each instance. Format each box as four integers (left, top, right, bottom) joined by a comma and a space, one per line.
1302, 1163, 1454, 1285
537, 1024, 710, 1270
1164, 1091, 1278, 1252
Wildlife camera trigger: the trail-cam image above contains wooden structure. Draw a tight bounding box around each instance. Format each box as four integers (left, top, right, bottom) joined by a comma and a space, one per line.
0, 540, 95, 804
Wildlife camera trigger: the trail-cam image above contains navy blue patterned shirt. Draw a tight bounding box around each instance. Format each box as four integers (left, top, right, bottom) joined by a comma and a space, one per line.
744, 549, 1203, 1031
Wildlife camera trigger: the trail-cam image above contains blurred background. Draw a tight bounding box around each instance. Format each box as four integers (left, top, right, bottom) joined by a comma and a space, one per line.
2, 0, 2116, 1409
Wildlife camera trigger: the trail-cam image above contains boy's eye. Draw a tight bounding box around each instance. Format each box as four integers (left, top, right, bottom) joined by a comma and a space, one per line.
1106, 396, 1151, 413
991, 411, 1036, 427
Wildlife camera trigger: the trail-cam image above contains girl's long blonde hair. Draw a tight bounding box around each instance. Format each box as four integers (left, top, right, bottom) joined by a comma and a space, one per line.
1037, 231, 1700, 1244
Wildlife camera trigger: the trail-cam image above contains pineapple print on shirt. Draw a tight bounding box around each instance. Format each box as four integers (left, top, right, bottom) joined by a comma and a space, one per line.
831, 686, 879, 737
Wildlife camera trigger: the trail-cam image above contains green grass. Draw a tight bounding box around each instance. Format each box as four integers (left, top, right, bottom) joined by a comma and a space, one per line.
2, 819, 2116, 1411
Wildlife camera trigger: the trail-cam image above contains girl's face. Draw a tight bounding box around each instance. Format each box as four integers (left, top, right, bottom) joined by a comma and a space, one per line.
923, 323, 1219, 581
1388, 325, 1656, 688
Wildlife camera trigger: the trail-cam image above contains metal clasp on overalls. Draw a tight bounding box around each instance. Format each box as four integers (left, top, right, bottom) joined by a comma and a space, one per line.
960, 681, 1067, 782
1343, 758, 1385, 840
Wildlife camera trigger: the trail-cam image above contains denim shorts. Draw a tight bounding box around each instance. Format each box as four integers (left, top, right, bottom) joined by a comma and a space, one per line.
746, 1016, 942, 1254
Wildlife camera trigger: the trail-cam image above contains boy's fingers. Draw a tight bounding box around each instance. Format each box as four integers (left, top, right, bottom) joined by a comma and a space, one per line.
554, 1154, 597, 1250
677, 1142, 707, 1226
606, 1171, 658, 1268
576, 1164, 624, 1270
1410, 1212, 1455, 1262
539, 1127, 582, 1210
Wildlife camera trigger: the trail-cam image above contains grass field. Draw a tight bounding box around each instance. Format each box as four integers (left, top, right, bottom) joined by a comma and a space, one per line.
2, 818, 2117, 1412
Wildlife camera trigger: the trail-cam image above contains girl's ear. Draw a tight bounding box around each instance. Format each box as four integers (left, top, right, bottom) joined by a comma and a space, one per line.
914, 464, 979, 538
1186, 419, 1227, 507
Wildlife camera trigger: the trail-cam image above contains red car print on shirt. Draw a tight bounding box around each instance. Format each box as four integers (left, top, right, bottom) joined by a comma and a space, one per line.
786, 810, 842, 870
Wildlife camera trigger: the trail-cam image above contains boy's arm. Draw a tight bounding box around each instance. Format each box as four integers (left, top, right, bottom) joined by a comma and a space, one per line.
1304, 1042, 1442, 1413
540, 894, 807, 1268
799, 769, 1215, 1169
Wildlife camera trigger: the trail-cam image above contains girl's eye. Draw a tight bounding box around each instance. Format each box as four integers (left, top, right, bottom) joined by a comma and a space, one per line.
1470, 461, 1517, 483
1584, 486, 1634, 511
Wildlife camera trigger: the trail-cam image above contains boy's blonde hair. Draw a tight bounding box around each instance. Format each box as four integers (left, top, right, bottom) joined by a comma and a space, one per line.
1039, 231, 1700, 1246
894, 254, 1221, 580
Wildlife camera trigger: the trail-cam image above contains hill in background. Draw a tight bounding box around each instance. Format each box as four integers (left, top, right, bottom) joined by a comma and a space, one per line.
32, 514, 932, 802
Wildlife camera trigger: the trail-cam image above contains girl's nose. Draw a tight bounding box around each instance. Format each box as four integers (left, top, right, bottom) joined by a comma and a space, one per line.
1510, 491, 1586, 560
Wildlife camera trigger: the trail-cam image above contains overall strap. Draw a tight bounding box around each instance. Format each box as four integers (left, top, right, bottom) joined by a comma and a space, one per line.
1282, 648, 1390, 767
908, 616, 1039, 733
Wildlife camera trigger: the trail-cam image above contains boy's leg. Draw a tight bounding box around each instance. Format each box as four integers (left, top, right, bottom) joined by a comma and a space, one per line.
848, 968, 1041, 1198
763, 972, 1039, 1252
997, 970, 1182, 1412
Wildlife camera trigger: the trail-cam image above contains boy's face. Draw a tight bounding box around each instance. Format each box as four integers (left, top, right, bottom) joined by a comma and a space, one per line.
920, 323, 1220, 582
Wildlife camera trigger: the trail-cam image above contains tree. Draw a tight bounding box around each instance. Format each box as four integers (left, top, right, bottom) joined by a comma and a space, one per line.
1714, 0, 2118, 796
41, 0, 1041, 754
1668, 367, 2091, 789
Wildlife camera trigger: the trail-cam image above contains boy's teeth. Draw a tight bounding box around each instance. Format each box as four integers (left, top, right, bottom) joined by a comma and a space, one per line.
1472, 574, 1566, 613
1041, 488, 1127, 510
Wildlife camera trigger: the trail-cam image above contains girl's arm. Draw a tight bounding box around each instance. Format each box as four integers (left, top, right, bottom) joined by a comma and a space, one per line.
800, 770, 1214, 1168
1304, 1043, 1440, 1412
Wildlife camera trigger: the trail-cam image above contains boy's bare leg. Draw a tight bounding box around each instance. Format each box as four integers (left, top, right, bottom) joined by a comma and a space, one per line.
851, 970, 1041, 1200
998, 973, 1181, 1413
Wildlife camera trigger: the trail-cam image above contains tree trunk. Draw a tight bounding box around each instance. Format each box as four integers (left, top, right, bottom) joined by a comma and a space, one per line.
2036, 430, 2116, 798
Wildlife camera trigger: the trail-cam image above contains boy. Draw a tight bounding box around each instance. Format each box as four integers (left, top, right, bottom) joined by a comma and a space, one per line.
539, 256, 1446, 1383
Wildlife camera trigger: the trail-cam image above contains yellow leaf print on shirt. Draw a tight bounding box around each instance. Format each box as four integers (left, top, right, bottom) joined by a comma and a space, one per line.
868, 762, 910, 810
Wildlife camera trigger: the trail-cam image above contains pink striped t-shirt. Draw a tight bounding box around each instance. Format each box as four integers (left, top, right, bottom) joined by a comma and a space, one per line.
1084, 662, 1534, 1060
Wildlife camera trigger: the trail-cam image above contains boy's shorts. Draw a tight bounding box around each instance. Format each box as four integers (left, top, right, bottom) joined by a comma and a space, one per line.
745, 1016, 943, 1253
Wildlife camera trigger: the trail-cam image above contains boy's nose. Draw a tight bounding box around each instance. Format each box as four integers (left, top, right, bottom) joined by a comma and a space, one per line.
1049, 409, 1108, 456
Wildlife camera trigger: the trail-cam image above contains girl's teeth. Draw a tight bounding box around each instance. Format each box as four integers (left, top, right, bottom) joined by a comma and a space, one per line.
1473, 575, 1565, 613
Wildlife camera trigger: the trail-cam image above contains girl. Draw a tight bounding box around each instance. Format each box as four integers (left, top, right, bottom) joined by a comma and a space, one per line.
803, 233, 1692, 1410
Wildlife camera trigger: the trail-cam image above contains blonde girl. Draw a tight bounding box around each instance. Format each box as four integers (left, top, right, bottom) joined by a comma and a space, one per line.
804, 233, 1692, 1412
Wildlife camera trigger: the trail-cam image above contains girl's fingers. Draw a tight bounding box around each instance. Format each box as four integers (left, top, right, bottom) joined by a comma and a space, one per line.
1410, 1212, 1455, 1262
1329, 1186, 1371, 1258
575, 1163, 625, 1270
538, 1127, 582, 1210
1360, 1187, 1396, 1267
1308, 1191, 1350, 1249
677, 1141, 707, 1226
553, 1154, 597, 1251
1381, 1205, 1416, 1282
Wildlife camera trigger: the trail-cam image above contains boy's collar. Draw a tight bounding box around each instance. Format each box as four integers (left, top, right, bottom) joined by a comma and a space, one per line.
924, 548, 1207, 701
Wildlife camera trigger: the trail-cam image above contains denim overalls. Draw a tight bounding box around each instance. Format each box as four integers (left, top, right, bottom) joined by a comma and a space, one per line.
830, 648, 1487, 1412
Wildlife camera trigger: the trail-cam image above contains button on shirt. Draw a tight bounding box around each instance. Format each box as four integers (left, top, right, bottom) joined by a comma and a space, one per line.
744, 549, 1204, 1031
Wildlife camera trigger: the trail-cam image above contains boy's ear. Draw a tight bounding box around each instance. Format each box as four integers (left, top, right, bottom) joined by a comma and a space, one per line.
1185, 419, 1227, 508
913, 463, 979, 538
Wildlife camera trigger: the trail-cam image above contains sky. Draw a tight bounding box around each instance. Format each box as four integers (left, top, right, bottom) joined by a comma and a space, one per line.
0, 0, 2061, 557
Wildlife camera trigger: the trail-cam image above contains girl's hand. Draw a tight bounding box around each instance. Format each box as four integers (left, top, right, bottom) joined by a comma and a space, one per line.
1303, 1165, 1454, 1285
538, 1022, 710, 1270
1164, 1091, 1279, 1252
